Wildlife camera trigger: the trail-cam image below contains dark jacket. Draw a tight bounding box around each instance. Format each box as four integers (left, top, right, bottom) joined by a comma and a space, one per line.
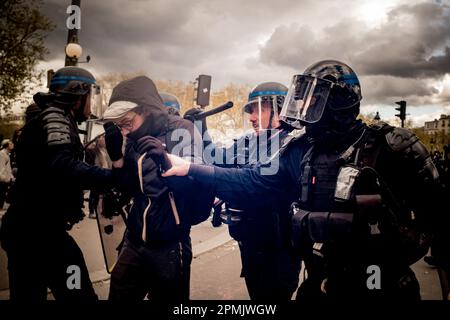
1, 94, 113, 239
110, 76, 214, 245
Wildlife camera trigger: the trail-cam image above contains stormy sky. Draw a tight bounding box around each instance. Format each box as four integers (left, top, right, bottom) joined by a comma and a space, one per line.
38, 0, 450, 125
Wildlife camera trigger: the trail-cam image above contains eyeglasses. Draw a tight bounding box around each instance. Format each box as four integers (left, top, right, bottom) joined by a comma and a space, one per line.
115, 113, 137, 130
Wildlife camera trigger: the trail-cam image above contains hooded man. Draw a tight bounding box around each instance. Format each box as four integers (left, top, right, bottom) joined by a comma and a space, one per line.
102, 75, 213, 301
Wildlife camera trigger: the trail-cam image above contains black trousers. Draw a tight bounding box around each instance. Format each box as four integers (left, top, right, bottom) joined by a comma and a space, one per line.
238, 241, 301, 301
6, 231, 97, 302
108, 236, 192, 301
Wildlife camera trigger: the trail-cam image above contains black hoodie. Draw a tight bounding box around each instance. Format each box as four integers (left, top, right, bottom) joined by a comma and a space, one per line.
109, 76, 213, 244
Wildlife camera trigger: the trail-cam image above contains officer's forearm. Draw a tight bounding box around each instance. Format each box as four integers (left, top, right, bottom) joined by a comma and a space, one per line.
48, 148, 113, 189
188, 163, 284, 209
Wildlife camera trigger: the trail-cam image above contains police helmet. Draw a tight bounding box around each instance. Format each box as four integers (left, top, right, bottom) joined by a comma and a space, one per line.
280, 60, 362, 127
160, 92, 181, 111
49, 66, 96, 96
243, 82, 288, 114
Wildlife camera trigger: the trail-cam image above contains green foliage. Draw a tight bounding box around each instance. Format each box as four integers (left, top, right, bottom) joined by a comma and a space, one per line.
412, 127, 450, 153
0, 118, 23, 142
0, 0, 54, 113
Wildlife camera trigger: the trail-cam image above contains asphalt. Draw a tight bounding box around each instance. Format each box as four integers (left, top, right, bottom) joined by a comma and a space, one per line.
0, 205, 232, 299
0, 205, 444, 300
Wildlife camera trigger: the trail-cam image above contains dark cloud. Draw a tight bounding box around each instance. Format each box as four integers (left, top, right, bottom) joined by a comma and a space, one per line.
42, 0, 203, 69
36, 1, 450, 110
361, 75, 440, 105
258, 2, 450, 107
260, 3, 450, 79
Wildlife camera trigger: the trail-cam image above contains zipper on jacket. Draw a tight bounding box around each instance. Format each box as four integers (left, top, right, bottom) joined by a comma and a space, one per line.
141, 197, 151, 242
138, 153, 151, 242
168, 191, 180, 225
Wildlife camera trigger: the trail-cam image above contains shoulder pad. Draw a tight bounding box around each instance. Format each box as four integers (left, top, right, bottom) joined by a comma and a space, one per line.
41, 107, 71, 146
369, 121, 393, 133
385, 127, 419, 152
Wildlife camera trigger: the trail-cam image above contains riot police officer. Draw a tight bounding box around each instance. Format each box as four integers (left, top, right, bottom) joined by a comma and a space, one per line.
280, 60, 441, 300
217, 82, 301, 300
0, 66, 114, 301
148, 60, 443, 301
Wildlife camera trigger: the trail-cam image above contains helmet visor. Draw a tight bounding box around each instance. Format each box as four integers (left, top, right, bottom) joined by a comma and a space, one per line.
280, 75, 333, 125
243, 96, 277, 133
90, 85, 106, 119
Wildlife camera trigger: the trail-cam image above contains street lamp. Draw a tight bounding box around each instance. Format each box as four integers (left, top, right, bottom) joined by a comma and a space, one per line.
64, 35, 90, 66
65, 41, 82, 60
374, 111, 381, 121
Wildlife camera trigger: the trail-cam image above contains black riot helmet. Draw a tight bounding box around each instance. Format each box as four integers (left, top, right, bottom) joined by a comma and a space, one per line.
160, 92, 181, 115
280, 60, 362, 128
50, 66, 96, 96
244, 82, 288, 114
243, 82, 288, 131
49, 66, 96, 122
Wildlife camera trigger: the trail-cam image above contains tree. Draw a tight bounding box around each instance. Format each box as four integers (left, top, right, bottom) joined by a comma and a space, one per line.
0, 0, 54, 114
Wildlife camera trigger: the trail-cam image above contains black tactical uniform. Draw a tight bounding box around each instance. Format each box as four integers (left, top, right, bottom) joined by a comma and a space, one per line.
170, 61, 443, 301
218, 83, 301, 300
145, 60, 445, 301
281, 60, 442, 300
0, 67, 113, 301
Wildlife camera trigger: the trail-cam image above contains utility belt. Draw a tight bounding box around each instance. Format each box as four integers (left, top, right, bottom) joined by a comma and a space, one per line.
220, 203, 282, 245
220, 205, 247, 241
220, 205, 246, 226
291, 205, 354, 253
292, 195, 431, 267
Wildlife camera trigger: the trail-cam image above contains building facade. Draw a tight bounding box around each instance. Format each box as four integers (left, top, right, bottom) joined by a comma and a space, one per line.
424, 114, 450, 135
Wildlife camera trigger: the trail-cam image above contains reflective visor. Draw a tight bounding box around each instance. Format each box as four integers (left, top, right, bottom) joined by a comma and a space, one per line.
280, 75, 333, 125
90, 84, 106, 119
243, 97, 277, 133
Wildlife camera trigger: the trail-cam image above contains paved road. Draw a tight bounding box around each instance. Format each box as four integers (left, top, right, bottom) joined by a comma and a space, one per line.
0, 206, 444, 300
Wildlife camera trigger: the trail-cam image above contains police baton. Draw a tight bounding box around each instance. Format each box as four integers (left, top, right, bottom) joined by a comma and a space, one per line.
192, 101, 234, 120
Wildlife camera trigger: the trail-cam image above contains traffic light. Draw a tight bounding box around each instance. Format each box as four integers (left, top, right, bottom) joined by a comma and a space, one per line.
196, 74, 211, 107
395, 100, 406, 127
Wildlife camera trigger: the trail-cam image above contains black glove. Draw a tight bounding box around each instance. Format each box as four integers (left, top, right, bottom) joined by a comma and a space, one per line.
183, 107, 208, 137
183, 107, 203, 122
136, 136, 172, 171
103, 122, 123, 161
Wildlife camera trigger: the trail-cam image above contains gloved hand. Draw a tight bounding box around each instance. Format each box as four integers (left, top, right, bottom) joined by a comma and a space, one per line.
183, 107, 208, 137
103, 122, 123, 161
136, 136, 172, 171
183, 107, 203, 122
